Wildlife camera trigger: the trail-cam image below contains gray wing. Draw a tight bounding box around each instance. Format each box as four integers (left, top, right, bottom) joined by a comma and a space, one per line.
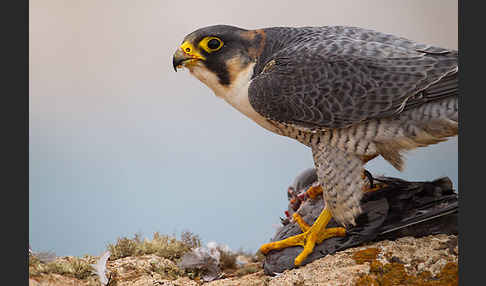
248, 30, 458, 129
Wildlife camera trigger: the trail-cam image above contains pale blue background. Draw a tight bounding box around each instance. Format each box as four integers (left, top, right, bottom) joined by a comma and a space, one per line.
29, 0, 458, 257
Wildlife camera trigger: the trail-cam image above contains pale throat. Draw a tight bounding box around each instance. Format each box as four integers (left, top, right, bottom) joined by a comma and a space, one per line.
186, 61, 279, 133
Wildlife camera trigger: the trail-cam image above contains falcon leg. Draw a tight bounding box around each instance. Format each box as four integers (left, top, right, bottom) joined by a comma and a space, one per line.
261, 170, 387, 266
260, 205, 346, 266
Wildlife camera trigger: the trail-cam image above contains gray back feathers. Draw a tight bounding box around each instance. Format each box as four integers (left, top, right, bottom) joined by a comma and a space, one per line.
249, 26, 458, 130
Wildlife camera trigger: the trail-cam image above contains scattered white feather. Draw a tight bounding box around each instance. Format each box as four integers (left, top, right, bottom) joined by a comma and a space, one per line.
205, 242, 222, 262
214, 243, 231, 254
206, 241, 219, 249
92, 251, 110, 285
178, 241, 236, 282
35, 251, 57, 263
235, 255, 250, 267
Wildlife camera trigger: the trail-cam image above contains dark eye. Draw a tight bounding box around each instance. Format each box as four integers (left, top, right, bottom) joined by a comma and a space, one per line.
207, 38, 221, 50
200, 37, 224, 53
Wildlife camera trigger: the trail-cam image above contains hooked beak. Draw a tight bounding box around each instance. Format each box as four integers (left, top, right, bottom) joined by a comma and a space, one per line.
172, 49, 192, 72
172, 42, 206, 72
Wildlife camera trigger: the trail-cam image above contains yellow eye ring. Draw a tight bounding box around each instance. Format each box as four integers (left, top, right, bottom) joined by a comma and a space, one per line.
199, 37, 223, 53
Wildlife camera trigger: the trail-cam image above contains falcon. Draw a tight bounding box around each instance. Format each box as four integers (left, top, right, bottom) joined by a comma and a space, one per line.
172, 25, 458, 266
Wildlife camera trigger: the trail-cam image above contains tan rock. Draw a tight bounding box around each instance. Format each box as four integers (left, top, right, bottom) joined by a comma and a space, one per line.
29, 234, 458, 286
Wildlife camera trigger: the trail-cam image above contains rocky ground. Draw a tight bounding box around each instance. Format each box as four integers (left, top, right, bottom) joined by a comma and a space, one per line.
29, 234, 458, 286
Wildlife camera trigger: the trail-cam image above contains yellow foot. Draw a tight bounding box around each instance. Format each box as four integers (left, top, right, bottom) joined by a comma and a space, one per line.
260, 207, 346, 266
364, 183, 388, 193
292, 212, 310, 232
305, 184, 323, 199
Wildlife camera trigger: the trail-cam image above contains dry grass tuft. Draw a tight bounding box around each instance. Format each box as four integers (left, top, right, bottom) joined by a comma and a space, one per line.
29, 256, 94, 280
218, 246, 238, 270
107, 231, 202, 261
234, 263, 260, 276
149, 259, 184, 280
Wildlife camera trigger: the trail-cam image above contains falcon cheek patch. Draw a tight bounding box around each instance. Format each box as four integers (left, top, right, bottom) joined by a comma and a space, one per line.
187, 64, 229, 98
202, 59, 231, 86
190, 55, 253, 99
224, 55, 254, 86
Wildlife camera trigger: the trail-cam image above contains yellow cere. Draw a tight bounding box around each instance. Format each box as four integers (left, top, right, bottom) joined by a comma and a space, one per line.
180, 41, 206, 60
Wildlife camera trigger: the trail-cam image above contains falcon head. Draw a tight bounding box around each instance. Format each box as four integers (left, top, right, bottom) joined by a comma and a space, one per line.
172, 25, 266, 97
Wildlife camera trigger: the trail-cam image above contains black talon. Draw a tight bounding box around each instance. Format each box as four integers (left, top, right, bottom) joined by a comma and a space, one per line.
364, 170, 375, 189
